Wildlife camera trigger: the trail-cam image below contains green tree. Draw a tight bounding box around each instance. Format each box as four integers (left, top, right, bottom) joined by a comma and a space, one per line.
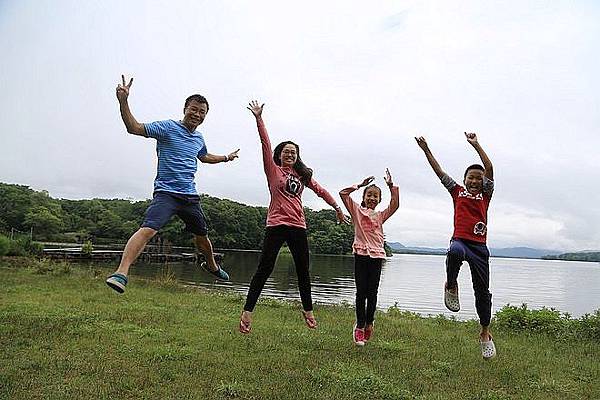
23, 206, 63, 238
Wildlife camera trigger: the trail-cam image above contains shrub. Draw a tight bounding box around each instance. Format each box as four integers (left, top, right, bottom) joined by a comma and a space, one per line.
81, 240, 93, 256
0, 235, 10, 256
576, 310, 600, 340
495, 303, 600, 341
31, 258, 72, 276
3, 237, 43, 256
8, 237, 27, 256
24, 239, 44, 256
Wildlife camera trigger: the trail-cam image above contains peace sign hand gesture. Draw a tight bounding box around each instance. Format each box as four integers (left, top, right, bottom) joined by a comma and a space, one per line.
116, 75, 133, 103
247, 100, 264, 118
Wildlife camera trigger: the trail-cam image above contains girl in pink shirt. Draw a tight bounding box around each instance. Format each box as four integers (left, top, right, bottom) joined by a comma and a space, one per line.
339, 170, 399, 346
240, 100, 347, 334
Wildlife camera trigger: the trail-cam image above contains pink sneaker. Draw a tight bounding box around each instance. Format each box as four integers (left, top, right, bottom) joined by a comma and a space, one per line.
353, 325, 365, 346
364, 324, 374, 342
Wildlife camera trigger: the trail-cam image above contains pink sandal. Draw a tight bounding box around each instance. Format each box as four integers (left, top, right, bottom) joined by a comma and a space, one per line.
302, 311, 318, 329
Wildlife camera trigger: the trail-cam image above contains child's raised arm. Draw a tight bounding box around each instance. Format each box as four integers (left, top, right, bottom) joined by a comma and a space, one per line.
465, 132, 494, 181
381, 168, 399, 222
415, 136, 446, 179
339, 176, 374, 217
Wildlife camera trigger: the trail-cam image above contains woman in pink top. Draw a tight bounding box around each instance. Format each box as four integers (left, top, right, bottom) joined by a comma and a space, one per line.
240, 100, 347, 334
339, 170, 399, 346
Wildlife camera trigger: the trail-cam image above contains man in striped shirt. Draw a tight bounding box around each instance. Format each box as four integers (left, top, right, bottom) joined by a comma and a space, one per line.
106, 75, 238, 294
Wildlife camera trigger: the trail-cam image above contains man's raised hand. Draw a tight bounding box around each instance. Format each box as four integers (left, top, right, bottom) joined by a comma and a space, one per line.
116, 75, 133, 102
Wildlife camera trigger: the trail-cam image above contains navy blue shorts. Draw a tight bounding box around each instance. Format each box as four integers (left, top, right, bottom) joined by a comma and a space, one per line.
141, 191, 208, 236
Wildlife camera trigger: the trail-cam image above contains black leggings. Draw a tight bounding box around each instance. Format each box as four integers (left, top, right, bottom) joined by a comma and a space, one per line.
244, 225, 312, 312
354, 254, 383, 328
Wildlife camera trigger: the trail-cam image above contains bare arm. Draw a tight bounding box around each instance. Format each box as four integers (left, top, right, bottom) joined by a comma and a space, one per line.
415, 136, 446, 179
381, 169, 399, 222
199, 150, 240, 164
116, 75, 145, 136
465, 132, 493, 180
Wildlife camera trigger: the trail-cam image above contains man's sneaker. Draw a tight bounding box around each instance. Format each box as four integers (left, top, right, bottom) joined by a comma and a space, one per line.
364, 323, 374, 342
353, 324, 365, 346
200, 261, 230, 281
106, 273, 128, 294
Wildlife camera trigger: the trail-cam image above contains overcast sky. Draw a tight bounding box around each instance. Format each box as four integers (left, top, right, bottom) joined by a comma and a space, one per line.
1, 1, 598, 251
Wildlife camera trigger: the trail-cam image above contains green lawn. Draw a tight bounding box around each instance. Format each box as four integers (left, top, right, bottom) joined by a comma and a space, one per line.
1, 259, 598, 400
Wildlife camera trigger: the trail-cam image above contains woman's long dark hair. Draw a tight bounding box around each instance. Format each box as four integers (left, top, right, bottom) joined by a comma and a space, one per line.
273, 141, 313, 185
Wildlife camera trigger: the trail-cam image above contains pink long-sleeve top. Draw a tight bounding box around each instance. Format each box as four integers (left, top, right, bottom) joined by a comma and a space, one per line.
256, 116, 339, 229
339, 184, 400, 259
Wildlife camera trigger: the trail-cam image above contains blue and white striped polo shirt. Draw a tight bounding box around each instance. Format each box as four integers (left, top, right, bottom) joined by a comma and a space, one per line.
144, 120, 208, 195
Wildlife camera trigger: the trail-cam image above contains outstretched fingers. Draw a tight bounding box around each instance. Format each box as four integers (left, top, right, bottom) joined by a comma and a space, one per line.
247, 100, 264, 117
361, 176, 375, 187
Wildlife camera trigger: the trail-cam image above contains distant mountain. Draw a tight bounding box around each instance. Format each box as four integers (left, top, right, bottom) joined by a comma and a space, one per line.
386, 242, 405, 250
490, 247, 562, 259
387, 242, 563, 259
387, 242, 445, 255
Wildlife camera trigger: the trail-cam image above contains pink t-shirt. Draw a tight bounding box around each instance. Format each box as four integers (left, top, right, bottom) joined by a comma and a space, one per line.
339, 184, 400, 259
256, 117, 338, 229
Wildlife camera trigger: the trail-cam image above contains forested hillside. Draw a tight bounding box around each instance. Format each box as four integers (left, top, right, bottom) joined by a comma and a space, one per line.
0, 182, 358, 254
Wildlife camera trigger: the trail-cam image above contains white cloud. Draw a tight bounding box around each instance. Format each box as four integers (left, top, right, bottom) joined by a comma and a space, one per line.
1, 0, 598, 251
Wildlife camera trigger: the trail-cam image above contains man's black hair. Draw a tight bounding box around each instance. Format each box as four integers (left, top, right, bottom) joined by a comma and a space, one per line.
184, 94, 209, 111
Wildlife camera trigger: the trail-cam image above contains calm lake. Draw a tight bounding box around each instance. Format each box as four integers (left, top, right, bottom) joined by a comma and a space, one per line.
106, 251, 600, 319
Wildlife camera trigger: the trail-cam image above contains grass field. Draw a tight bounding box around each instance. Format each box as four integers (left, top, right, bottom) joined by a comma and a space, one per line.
1, 258, 599, 399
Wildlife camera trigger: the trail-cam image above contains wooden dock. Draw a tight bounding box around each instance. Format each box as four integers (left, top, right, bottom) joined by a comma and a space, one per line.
42, 247, 223, 263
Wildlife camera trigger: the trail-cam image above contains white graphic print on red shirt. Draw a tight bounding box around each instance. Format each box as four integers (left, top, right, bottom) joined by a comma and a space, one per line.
285, 174, 303, 197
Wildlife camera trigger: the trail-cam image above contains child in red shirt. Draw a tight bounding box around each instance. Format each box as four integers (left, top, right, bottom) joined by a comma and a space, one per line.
416, 133, 496, 359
